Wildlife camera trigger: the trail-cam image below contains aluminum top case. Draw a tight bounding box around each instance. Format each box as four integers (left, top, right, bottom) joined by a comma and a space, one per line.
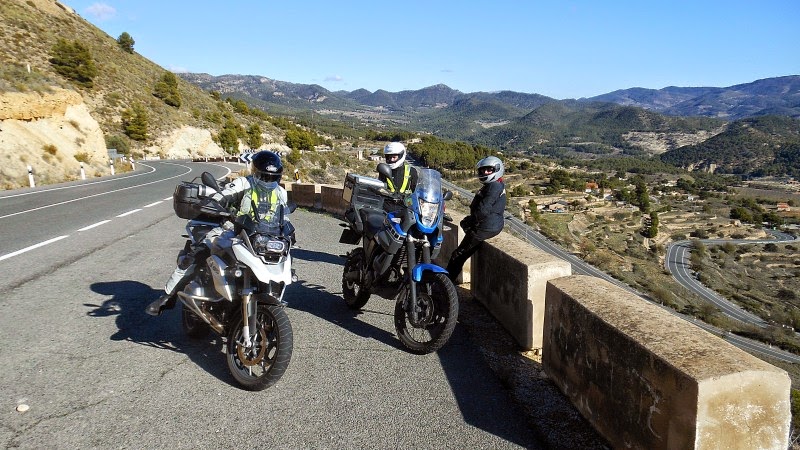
342, 173, 385, 211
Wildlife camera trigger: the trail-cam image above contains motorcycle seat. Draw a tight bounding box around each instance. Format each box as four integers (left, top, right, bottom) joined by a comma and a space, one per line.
360, 208, 386, 239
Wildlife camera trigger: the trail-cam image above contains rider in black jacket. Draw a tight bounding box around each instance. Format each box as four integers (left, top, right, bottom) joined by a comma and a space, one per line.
446, 156, 506, 282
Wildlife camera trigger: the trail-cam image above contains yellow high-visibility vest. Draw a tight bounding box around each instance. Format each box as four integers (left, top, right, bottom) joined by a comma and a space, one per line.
239, 179, 279, 221
386, 164, 411, 193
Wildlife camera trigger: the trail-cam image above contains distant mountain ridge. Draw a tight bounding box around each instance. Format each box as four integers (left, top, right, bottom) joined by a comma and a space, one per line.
178, 73, 800, 177
180, 73, 800, 120
587, 75, 800, 120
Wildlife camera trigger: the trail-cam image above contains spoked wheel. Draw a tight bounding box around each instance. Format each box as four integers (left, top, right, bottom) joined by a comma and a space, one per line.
181, 303, 210, 339
394, 272, 459, 354
226, 304, 293, 391
342, 248, 370, 310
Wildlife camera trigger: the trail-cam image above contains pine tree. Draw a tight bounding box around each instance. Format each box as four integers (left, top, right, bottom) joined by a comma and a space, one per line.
49, 39, 98, 88
122, 104, 148, 141
117, 32, 135, 53
246, 124, 263, 149
153, 71, 181, 107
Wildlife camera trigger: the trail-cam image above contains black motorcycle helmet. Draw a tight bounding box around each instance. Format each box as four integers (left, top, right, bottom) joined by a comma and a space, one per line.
251, 150, 283, 182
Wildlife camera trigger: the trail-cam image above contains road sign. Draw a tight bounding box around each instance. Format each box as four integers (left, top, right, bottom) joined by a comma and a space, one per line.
239, 153, 254, 164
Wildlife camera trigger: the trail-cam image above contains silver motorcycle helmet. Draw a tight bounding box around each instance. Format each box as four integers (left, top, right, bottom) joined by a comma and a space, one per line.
476, 156, 504, 184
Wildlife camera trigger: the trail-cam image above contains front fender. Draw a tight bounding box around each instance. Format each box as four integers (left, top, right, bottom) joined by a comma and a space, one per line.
411, 263, 448, 282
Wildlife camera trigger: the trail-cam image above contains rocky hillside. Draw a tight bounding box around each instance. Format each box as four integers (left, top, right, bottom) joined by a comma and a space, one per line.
0, 0, 287, 189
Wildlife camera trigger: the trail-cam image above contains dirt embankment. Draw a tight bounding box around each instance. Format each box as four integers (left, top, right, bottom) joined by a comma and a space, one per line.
0, 88, 230, 189
1, 88, 109, 189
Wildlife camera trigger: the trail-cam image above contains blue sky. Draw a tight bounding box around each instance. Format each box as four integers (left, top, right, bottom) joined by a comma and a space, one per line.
60, 1, 799, 99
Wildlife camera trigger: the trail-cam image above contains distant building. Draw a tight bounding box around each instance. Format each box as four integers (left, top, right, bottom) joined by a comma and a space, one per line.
777, 202, 791, 212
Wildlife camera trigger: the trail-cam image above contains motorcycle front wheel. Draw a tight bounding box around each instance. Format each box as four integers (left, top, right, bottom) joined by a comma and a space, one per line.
342, 248, 370, 310
226, 304, 293, 391
394, 272, 459, 354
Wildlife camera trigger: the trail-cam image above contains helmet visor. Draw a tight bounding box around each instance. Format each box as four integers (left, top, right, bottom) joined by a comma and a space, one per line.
385, 154, 401, 164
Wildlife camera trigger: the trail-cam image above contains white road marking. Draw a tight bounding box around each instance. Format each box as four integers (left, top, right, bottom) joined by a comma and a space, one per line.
78, 220, 112, 231
0, 163, 193, 220
116, 209, 141, 217
0, 163, 157, 199
144, 201, 162, 208
0, 236, 69, 261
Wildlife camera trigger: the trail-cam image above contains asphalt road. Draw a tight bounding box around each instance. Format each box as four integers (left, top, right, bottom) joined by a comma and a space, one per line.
1, 161, 545, 449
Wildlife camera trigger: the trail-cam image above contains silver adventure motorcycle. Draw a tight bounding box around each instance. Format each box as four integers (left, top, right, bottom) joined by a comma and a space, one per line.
171, 172, 294, 390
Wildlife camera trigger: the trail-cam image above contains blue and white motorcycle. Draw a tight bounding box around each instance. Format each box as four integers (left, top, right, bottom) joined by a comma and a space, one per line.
340, 164, 458, 354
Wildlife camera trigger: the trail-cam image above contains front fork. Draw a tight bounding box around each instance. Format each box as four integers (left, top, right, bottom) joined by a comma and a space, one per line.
240, 271, 256, 348
405, 235, 431, 324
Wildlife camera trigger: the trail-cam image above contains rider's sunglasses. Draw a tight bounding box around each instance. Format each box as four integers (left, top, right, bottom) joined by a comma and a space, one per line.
478, 166, 495, 175
385, 154, 400, 163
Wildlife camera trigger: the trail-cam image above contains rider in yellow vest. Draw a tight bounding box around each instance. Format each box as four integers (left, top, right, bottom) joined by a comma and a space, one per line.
146, 151, 294, 316
378, 142, 418, 212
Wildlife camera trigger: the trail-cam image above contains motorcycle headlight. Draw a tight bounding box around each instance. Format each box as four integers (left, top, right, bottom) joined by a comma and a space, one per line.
418, 198, 439, 228
254, 235, 286, 255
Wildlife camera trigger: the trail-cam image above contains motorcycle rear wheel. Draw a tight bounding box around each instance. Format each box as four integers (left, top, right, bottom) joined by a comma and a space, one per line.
342, 248, 370, 310
394, 272, 459, 354
181, 303, 210, 339
226, 304, 293, 391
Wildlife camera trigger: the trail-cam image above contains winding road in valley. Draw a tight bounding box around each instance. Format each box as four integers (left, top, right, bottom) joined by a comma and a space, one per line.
441, 178, 800, 364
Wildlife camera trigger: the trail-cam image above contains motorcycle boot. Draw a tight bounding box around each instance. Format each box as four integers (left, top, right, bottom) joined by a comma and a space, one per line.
145, 293, 175, 316
146, 247, 197, 316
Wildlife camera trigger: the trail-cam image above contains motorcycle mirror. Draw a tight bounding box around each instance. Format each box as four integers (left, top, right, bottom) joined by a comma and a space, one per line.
201, 172, 221, 192
376, 163, 392, 180
442, 190, 453, 201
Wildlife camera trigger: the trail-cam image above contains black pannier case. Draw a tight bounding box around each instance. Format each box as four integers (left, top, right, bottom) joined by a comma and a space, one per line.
173, 182, 222, 221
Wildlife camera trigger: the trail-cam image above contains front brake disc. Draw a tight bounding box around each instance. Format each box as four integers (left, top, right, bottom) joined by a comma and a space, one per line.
236, 327, 268, 367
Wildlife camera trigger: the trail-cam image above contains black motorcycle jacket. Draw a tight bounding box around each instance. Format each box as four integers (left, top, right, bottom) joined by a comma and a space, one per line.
467, 180, 506, 240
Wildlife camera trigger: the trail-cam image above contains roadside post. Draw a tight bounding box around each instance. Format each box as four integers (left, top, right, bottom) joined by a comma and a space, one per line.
80, 163, 86, 180
109, 159, 115, 176
27, 165, 35, 188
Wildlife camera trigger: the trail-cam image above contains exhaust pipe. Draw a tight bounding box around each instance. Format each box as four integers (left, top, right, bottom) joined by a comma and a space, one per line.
177, 291, 225, 334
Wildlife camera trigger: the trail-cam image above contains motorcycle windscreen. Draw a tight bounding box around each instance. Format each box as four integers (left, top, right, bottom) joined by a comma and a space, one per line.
411, 168, 443, 233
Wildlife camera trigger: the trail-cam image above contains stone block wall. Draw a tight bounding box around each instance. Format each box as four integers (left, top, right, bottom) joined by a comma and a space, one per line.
543, 275, 791, 449
471, 231, 572, 350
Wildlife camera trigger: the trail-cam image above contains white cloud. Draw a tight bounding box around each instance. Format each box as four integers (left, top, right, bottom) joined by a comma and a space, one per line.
169, 66, 190, 74
85, 3, 116, 21
441, 69, 454, 73
324, 75, 344, 83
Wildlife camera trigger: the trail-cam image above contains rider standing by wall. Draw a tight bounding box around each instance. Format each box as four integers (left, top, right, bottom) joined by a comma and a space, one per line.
446, 156, 506, 283
146, 150, 293, 316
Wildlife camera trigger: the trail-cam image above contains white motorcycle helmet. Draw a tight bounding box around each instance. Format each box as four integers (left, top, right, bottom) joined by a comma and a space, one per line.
476, 156, 504, 184
383, 142, 406, 170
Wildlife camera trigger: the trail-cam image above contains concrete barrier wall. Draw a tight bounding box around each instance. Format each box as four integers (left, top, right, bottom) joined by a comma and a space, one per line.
543, 275, 791, 449
472, 231, 572, 350
288, 182, 319, 210
320, 184, 348, 217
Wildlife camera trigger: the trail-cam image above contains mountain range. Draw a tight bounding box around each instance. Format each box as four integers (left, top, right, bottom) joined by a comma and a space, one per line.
179, 73, 800, 122
180, 73, 800, 176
